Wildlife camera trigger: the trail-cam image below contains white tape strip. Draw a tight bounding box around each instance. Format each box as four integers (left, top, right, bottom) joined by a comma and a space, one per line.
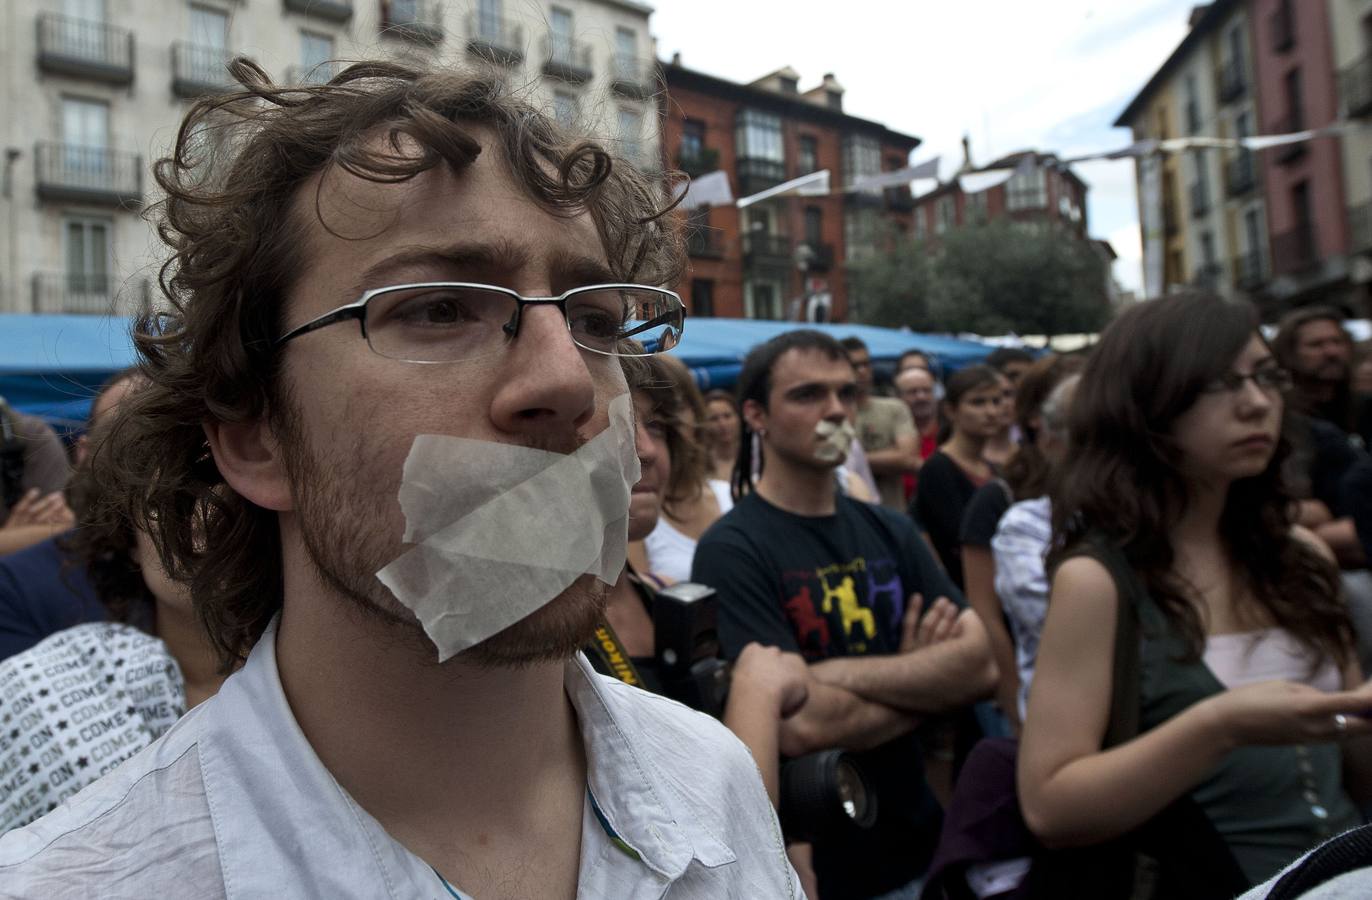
377, 392, 640, 661
814, 418, 857, 463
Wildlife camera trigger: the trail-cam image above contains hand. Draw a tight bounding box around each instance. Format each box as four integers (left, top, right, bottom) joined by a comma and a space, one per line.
3, 489, 74, 529
733, 643, 809, 719
1206, 680, 1372, 748
786, 842, 821, 900
898, 593, 962, 653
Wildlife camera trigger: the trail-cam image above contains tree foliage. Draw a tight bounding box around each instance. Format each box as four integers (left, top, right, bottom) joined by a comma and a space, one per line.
850, 220, 1113, 336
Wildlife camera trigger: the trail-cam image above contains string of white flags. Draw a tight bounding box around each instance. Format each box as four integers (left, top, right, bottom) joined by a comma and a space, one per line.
676, 118, 1372, 212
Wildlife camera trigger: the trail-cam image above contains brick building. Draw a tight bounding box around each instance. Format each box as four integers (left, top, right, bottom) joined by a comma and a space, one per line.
659, 60, 919, 321
904, 148, 1090, 241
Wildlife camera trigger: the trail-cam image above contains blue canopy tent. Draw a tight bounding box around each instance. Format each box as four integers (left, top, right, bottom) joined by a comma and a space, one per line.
668, 318, 996, 390
0, 314, 998, 429
0, 314, 138, 432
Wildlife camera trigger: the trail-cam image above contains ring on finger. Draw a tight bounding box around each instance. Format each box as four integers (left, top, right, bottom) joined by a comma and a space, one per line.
1333, 713, 1349, 734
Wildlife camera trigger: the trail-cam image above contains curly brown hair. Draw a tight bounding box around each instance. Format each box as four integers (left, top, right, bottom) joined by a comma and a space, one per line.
89, 59, 684, 670
1048, 293, 1351, 667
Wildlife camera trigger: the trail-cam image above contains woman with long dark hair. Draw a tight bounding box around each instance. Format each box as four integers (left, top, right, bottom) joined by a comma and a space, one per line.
912, 364, 1005, 587
1018, 294, 1372, 888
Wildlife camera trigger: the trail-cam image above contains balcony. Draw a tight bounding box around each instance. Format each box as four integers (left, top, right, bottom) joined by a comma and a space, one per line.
31, 273, 150, 315
1270, 112, 1307, 164
1270, 4, 1294, 52
381, 0, 443, 44
1226, 151, 1256, 196
465, 13, 522, 67
283, 0, 352, 23
686, 228, 724, 259
1350, 201, 1372, 253
541, 36, 592, 84
676, 147, 719, 179
1192, 261, 1223, 289
884, 185, 915, 212
172, 42, 233, 97
1189, 181, 1211, 219
1234, 251, 1268, 290
736, 156, 786, 197
285, 62, 337, 85
1218, 57, 1246, 103
1271, 224, 1318, 275
610, 57, 652, 100
742, 232, 792, 267
1342, 54, 1372, 118
34, 142, 142, 207
796, 241, 834, 271
36, 14, 134, 84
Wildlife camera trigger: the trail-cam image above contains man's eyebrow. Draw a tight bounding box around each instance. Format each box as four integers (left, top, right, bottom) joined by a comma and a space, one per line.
348, 240, 532, 297
547, 248, 618, 286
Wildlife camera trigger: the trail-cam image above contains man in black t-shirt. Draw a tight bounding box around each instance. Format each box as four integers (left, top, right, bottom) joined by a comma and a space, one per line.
693, 330, 997, 900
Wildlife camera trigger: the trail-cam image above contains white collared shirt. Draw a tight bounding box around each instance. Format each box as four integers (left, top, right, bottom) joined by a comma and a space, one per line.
0, 618, 800, 899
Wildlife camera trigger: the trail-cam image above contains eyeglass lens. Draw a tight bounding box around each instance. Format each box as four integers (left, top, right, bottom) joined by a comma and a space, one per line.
362, 285, 681, 362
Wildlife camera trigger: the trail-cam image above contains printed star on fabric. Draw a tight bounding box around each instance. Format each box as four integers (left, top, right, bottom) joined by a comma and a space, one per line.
105, 674, 116, 684
46, 704, 57, 714
38, 783, 49, 795
65, 738, 78, 750
37, 688, 48, 697
114, 658, 125, 668
27, 763, 38, 775
8, 728, 17, 740
76, 756, 89, 769
19, 745, 30, 758
125, 706, 136, 717
21, 661, 32, 670
56, 720, 67, 731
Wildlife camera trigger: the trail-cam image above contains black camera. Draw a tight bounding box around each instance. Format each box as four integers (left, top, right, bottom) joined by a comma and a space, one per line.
652, 582, 878, 843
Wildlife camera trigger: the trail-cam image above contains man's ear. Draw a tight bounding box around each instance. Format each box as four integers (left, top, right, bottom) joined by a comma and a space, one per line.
203, 418, 295, 512
741, 398, 768, 435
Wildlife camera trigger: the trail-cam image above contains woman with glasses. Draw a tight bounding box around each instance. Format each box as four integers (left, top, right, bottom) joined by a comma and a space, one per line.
1018, 294, 1372, 892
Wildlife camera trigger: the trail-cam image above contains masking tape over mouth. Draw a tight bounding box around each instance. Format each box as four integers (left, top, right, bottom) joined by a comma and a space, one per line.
814, 418, 857, 463
376, 392, 640, 662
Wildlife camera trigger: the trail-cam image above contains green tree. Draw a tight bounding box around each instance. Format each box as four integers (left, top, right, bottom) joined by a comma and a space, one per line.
851, 220, 1112, 336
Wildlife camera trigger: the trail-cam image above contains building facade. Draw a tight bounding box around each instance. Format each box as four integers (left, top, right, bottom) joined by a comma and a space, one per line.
0, 0, 661, 315
1116, 0, 1372, 316
659, 60, 918, 322
904, 149, 1090, 242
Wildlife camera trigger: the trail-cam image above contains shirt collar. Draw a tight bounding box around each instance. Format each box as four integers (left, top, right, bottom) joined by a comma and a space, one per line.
198, 617, 735, 896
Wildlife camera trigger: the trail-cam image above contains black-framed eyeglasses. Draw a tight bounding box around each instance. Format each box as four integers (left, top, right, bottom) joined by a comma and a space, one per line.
1200, 366, 1293, 396
274, 282, 686, 363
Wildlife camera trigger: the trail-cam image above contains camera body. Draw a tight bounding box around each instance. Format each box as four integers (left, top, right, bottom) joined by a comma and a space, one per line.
652, 582, 877, 843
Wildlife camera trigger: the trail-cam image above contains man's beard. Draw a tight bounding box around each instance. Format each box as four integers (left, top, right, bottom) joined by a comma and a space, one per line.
277, 409, 607, 668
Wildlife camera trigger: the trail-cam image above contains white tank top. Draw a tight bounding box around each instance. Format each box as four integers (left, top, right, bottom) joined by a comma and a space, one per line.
1202, 628, 1342, 693
642, 480, 734, 584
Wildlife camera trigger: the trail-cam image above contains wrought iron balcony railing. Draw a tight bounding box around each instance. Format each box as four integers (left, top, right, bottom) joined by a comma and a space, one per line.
36, 13, 133, 84
35, 142, 142, 207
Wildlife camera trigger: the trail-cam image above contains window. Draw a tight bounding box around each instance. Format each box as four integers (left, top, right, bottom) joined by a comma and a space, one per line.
804, 206, 823, 245
798, 135, 818, 174
913, 207, 928, 239
616, 108, 642, 163
550, 7, 573, 64
680, 119, 704, 162
691, 279, 715, 317
190, 5, 228, 49
1006, 164, 1047, 210
64, 216, 111, 302
300, 31, 333, 82
477, 0, 500, 40
745, 281, 782, 319
552, 90, 577, 128
844, 207, 879, 261
64, 0, 105, 20
842, 134, 881, 184
778, 75, 798, 94
966, 190, 988, 224
1285, 67, 1304, 128
1185, 74, 1200, 133
614, 26, 635, 79
1200, 231, 1216, 266
735, 109, 783, 162
1227, 25, 1245, 74
1244, 208, 1263, 254
935, 195, 956, 234
62, 97, 108, 148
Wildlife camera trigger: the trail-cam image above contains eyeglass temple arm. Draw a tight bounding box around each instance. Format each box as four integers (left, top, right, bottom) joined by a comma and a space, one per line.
275, 306, 366, 347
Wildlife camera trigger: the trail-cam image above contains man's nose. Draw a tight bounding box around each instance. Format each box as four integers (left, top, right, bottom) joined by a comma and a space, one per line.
489, 303, 598, 436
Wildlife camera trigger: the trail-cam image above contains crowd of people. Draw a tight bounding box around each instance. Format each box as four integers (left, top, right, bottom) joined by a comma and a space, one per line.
0, 59, 1371, 900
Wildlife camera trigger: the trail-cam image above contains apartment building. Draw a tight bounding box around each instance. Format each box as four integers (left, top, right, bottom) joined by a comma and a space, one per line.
1331, 0, 1372, 285
0, 0, 660, 315
905, 148, 1091, 241
659, 60, 918, 322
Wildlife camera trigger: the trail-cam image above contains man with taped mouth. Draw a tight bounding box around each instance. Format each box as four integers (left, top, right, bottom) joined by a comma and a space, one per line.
692, 330, 998, 900
0, 61, 802, 898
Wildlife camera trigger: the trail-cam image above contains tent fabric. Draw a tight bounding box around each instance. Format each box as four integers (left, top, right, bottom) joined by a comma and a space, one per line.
0, 314, 997, 425
0, 314, 139, 429
669, 318, 996, 390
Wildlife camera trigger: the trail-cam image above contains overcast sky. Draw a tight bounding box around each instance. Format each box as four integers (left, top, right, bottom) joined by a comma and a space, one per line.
650, 0, 1203, 296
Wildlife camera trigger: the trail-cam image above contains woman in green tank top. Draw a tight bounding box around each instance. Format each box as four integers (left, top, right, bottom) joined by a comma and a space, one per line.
1018, 293, 1372, 888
